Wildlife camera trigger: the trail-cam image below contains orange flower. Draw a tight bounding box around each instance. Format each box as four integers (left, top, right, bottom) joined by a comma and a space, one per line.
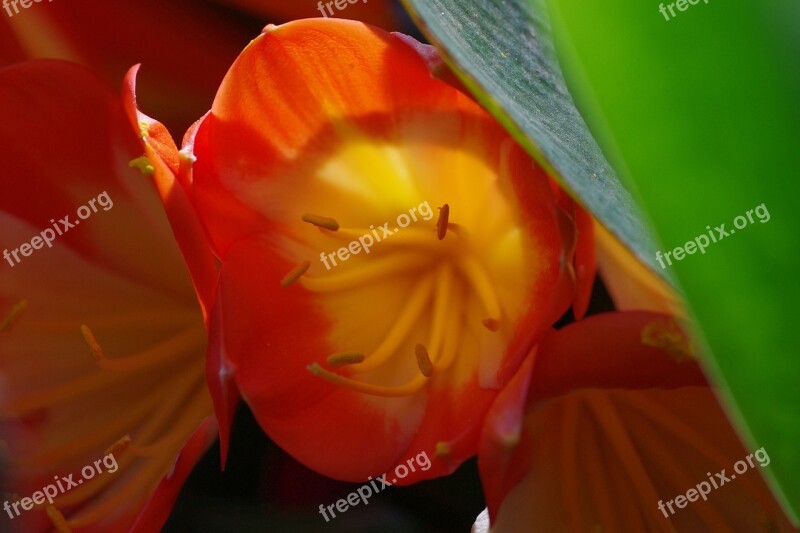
477, 311, 794, 531
153, 19, 588, 483
0, 62, 216, 532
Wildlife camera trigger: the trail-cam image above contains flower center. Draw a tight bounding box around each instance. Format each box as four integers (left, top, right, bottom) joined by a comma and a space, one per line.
284, 204, 512, 398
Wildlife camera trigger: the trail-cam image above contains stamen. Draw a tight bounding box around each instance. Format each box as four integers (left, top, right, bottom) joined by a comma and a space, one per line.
327, 352, 366, 367
433, 286, 464, 372
66, 442, 174, 528
446, 223, 467, 237
1, 363, 124, 416
46, 505, 72, 533
414, 344, 433, 377
436, 204, 450, 240
65, 457, 165, 528
105, 435, 132, 457
80, 324, 104, 362
302, 252, 429, 293
427, 263, 454, 362
18, 362, 199, 466
52, 363, 205, 508
320, 226, 439, 247
308, 363, 426, 397
0, 299, 28, 332
351, 273, 435, 373
88, 326, 205, 372
482, 318, 500, 332
128, 391, 211, 458
123, 365, 207, 456
178, 147, 196, 178
280, 261, 311, 288
458, 256, 501, 325
2, 330, 203, 416
302, 213, 339, 231
31, 307, 197, 331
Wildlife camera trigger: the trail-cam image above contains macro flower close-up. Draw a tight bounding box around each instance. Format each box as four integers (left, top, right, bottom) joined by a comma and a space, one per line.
1, 1, 797, 532
167, 19, 589, 484
0, 61, 217, 531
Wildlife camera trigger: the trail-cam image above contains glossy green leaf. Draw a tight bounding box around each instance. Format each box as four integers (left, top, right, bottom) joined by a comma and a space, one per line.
400, 0, 661, 274
546, 0, 800, 520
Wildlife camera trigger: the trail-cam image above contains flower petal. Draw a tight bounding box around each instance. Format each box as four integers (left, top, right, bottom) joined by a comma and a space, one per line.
0, 61, 212, 531
595, 222, 685, 318
479, 312, 793, 530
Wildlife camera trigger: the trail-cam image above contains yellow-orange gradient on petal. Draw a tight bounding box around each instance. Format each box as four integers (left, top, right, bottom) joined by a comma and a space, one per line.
0, 62, 215, 532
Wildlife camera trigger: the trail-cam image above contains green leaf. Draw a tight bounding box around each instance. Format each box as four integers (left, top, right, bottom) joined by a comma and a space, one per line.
400, 0, 660, 274
545, 0, 800, 520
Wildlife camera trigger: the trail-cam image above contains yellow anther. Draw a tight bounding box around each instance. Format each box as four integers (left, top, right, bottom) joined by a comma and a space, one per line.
0, 299, 28, 332
641, 317, 693, 362
280, 261, 311, 288
326, 353, 366, 367
302, 213, 339, 231
104, 435, 131, 457
436, 204, 450, 240
414, 344, 433, 377
46, 505, 72, 533
435, 441, 451, 457
80, 325, 104, 363
128, 156, 155, 176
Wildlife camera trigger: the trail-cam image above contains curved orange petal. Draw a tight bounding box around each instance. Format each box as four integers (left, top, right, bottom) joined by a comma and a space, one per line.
0, 61, 213, 532
129, 416, 218, 533
479, 312, 793, 531
122, 65, 219, 323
